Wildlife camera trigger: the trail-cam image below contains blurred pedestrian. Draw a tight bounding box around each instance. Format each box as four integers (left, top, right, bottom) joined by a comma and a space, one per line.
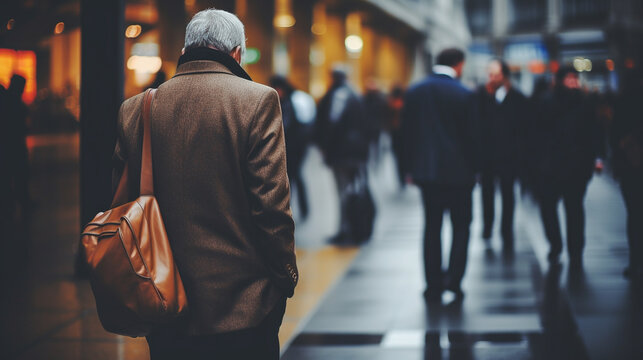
4, 75, 32, 218
532, 66, 603, 266
476, 60, 529, 252
113, 9, 297, 359
401, 48, 478, 302
0, 83, 9, 219
363, 79, 387, 162
387, 85, 406, 187
270, 75, 311, 219
611, 68, 643, 280
315, 66, 374, 244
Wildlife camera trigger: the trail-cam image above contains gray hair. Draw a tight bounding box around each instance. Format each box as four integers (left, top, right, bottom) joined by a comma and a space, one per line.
184, 8, 246, 58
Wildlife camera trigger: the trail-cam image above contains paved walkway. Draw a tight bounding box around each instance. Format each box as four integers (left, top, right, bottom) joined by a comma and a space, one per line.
283, 143, 642, 359
2, 133, 641, 359
1, 134, 357, 360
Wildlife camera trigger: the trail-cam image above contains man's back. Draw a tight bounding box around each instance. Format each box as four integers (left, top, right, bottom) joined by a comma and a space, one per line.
537, 87, 598, 182
315, 82, 368, 166
402, 74, 476, 185
115, 58, 296, 335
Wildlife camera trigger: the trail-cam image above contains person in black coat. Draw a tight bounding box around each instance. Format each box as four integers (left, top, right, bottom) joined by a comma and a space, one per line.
532, 67, 603, 266
401, 48, 478, 302
611, 68, 643, 280
476, 60, 529, 252
3, 75, 31, 217
270, 75, 311, 219
315, 67, 372, 244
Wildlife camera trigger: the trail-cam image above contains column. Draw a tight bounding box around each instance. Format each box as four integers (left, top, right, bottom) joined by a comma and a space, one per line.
79, 0, 125, 226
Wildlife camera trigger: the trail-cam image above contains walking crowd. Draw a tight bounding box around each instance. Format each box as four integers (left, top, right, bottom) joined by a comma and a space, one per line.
3, 8, 641, 360
275, 48, 643, 303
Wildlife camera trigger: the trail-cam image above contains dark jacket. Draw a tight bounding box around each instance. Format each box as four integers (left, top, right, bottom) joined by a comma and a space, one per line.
401, 74, 477, 186
315, 82, 368, 166
611, 88, 643, 179
533, 87, 601, 185
113, 49, 297, 335
476, 86, 529, 177
281, 93, 309, 173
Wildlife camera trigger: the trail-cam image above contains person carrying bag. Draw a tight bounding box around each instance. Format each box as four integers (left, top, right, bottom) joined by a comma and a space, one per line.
81, 88, 188, 337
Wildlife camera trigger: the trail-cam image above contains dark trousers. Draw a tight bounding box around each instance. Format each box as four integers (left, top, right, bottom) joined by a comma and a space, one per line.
288, 153, 309, 218
621, 173, 643, 272
538, 180, 589, 260
146, 299, 286, 360
332, 164, 365, 237
481, 172, 516, 245
419, 183, 473, 294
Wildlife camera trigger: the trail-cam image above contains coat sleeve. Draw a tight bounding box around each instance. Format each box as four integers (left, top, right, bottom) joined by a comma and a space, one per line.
246, 89, 298, 298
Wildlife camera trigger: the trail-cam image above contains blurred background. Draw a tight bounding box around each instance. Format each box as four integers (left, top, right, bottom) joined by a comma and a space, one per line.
1, 0, 642, 359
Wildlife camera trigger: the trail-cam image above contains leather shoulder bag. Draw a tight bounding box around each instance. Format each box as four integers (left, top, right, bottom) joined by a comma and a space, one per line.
81, 88, 188, 337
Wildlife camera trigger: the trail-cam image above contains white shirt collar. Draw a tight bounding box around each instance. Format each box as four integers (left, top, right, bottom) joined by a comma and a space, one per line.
495, 85, 508, 104
432, 65, 457, 78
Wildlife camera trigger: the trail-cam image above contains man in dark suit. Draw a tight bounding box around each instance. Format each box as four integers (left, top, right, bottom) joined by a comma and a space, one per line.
476, 60, 529, 252
532, 67, 602, 266
402, 48, 477, 302
113, 9, 297, 359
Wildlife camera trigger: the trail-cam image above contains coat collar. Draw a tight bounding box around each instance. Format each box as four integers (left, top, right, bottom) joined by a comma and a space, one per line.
174, 47, 252, 81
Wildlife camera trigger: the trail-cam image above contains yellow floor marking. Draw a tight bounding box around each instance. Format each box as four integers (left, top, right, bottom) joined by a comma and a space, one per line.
278, 245, 360, 348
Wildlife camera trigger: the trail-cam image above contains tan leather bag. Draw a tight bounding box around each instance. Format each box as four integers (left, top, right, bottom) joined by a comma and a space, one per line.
81, 89, 188, 337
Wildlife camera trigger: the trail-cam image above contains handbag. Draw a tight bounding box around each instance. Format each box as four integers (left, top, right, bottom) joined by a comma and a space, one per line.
81, 89, 188, 337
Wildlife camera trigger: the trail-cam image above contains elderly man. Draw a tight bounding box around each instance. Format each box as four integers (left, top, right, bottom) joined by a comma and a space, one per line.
112, 9, 297, 359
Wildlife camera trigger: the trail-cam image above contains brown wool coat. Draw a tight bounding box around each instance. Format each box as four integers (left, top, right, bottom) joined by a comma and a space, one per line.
112, 60, 298, 335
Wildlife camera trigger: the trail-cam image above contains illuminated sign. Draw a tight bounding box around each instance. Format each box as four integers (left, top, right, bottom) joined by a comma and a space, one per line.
243, 48, 261, 65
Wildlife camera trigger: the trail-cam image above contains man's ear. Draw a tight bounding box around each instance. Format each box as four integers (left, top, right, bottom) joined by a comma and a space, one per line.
230, 46, 242, 64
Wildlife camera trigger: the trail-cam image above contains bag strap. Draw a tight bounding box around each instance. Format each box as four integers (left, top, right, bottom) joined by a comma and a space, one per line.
110, 89, 157, 207
140, 88, 157, 196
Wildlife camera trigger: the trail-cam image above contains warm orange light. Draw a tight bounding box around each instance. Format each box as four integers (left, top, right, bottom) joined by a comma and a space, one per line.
125, 4, 159, 23
125, 25, 142, 38
274, 0, 295, 28
274, 14, 295, 28
16, 51, 37, 104
625, 58, 635, 69
54, 22, 65, 34
605, 59, 615, 72
0, 49, 37, 104
528, 60, 546, 74
7, 19, 15, 30
0, 49, 15, 88
549, 60, 560, 74
311, 23, 326, 35
311, 2, 327, 35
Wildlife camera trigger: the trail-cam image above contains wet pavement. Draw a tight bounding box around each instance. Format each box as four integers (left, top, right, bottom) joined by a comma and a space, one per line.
2, 133, 642, 359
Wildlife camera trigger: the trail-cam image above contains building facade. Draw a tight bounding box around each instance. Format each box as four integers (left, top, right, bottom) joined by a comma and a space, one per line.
465, 0, 643, 94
